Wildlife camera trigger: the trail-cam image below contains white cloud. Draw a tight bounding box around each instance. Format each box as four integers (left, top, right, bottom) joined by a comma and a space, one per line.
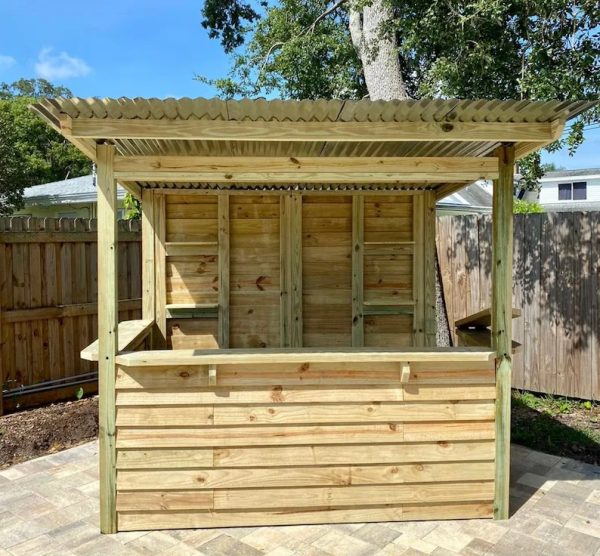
34, 47, 91, 80
0, 55, 16, 71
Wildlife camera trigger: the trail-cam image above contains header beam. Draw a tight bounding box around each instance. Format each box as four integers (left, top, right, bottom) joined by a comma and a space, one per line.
63, 117, 557, 143
113, 155, 499, 183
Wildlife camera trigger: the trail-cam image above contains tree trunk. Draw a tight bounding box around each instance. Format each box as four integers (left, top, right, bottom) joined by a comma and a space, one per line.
349, 0, 409, 100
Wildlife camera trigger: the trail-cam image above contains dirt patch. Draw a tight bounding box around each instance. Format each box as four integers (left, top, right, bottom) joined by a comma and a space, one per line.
0, 396, 98, 469
512, 390, 600, 466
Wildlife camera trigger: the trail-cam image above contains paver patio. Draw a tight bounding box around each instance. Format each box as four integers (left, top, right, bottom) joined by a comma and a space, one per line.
1, 441, 600, 555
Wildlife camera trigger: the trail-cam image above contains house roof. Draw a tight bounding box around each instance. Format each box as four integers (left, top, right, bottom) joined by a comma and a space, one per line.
30, 97, 595, 197
23, 175, 126, 206
437, 181, 492, 212
541, 168, 600, 180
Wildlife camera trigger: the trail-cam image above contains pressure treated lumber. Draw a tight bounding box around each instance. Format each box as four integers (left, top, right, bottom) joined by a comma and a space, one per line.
81, 319, 153, 361
66, 118, 557, 143
492, 143, 515, 520
96, 142, 118, 534
456, 307, 522, 329
115, 347, 495, 366
141, 189, 155, 346
112, 155, 500, 182
351, 196, 364, 346
217, 195, 230, 348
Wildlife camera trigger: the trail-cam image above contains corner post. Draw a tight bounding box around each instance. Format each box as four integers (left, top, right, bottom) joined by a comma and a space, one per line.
96, 142, 118, 533
492, 143, 515, 520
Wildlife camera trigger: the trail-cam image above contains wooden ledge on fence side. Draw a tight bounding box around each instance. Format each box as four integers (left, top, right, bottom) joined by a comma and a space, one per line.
455, 307, 521, 329
114, 347, 496, 367
81, 319, 154, 361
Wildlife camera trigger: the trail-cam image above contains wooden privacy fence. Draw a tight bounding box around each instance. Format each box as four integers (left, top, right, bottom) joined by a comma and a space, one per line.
0, 217, 142, 414
437, 212, 600, 401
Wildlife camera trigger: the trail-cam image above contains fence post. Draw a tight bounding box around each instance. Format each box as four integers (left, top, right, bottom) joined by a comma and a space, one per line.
492, 143, 515, 520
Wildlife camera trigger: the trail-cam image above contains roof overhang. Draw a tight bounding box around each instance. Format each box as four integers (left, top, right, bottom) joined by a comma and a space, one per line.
30, 97, 596, 199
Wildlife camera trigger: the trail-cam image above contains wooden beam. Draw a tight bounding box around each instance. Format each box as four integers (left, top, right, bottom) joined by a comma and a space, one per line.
96, 142, 118, 534
218, 195, 230, 348
280, 197, 290, 347
514, 120, 565, 160
412, 194, 425, 346
141, 189, 155, 347
423, 191, 437, 347
352, 196, 364, 347
153, 193, 167, 348
280, 194, 303, 347
113, 156, 499, 183
118, 181, 142, 200
68, 118, 557, 143
492, 143, 515, 521
289, 193, 303, 347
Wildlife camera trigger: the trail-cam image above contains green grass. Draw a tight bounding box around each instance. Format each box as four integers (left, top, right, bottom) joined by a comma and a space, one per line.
512, 390, 600, 464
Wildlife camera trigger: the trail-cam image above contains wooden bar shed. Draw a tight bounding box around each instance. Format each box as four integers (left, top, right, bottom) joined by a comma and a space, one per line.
32, 97, 592, 533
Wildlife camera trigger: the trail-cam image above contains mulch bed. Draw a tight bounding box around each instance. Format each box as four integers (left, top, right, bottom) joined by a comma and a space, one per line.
0, 396, 98, 469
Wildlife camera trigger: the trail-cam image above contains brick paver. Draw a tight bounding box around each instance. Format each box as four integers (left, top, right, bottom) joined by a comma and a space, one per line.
1, 441, 600, 555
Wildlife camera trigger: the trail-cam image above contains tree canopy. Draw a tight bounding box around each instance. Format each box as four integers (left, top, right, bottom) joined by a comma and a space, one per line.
200, 0, 600, 181
0, 79, 91, 215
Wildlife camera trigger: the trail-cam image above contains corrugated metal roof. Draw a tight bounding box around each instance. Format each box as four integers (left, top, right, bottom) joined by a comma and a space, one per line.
35, 97, 593, 123
29, 97, 596, 194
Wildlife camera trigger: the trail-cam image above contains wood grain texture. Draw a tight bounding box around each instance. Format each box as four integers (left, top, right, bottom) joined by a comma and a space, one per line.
96, 143, 118, 534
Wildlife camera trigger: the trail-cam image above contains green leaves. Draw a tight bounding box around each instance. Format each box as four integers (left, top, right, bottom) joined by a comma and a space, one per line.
0, 80, 92, 215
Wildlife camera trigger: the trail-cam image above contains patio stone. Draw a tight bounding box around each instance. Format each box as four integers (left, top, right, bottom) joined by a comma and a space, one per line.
0, 441, 599, 554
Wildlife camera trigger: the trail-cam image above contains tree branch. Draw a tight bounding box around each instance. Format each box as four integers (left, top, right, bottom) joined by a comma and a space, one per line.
256, 0, 349, 84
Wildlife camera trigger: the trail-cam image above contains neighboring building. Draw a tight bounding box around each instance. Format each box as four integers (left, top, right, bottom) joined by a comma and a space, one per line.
538, 168, 600, 211
15, 175, 127, 218
436, 181, 492, 215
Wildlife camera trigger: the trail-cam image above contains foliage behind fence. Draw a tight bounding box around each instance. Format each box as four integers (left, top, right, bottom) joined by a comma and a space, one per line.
437, 212, 600, 401
0, 217, 141, 413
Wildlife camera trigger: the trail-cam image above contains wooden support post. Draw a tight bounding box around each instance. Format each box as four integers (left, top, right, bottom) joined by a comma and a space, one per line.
423, 191, 437, 347
218, 195, 230, 348
352, 196, 364, 347
289, 193, 303, 347
280, 194, 303, 347
141, 189, 155, 347
153, 194, 166, 348
413, 194, 425, 346
96, 142, 118, 533
492, 143, 515, 520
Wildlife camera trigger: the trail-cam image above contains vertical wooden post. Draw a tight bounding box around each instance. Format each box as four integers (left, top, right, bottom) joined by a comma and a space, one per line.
493, 143, 515, 520
280, 195, 290, 347
218, 194, 230, 348
280, 194, 303, 348
289, 193, 303, 347
153, 193, 166, 348
413, 194, 425, 346
352, 196, 364, 347
96, 142, 118, 533
141, 188, 155, 346
423, 190, 437, 347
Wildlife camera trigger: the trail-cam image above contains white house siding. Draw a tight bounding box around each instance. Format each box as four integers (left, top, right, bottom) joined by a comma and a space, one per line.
539, 174, 600, 207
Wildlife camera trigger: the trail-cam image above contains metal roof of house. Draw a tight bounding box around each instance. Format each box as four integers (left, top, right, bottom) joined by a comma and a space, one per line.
23, 175, 126, 205
437, 182, 492, 212
541, 168, 600, 180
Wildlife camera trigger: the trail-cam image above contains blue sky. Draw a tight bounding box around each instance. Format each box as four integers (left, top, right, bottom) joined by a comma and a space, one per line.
0, 0, 597, 169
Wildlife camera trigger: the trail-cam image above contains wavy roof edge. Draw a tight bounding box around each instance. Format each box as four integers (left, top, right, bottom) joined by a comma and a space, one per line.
33, 97, 596, 124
